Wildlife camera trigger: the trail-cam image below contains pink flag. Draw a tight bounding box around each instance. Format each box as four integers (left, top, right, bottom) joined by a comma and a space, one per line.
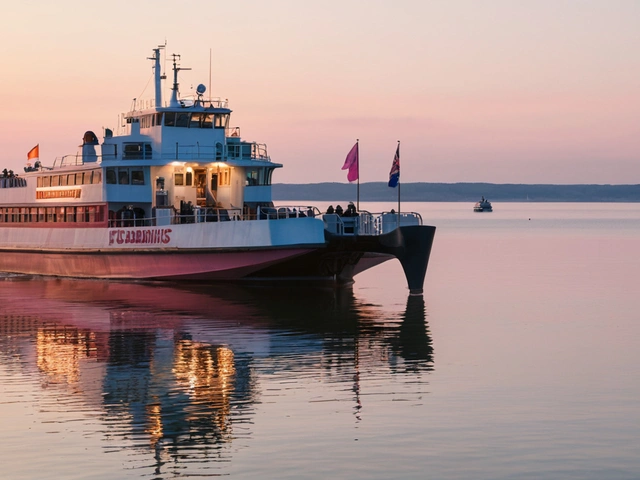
341, 142, 359, 182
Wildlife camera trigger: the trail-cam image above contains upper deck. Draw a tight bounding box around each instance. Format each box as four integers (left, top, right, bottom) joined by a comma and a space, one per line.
1, 46, 281, 215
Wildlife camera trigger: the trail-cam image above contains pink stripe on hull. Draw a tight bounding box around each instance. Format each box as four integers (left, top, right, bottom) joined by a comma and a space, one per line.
0, 248, 314, 280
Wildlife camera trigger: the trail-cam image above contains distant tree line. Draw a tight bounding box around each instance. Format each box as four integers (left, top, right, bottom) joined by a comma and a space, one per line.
272, 182, 640, 202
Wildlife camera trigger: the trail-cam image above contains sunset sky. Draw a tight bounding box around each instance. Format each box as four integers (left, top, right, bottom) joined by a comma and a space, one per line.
0, 0, 638, 184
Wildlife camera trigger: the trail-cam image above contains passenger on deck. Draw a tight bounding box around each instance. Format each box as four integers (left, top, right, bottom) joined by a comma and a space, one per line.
345, 202, 358, 217
335, 205, 344, 216
306, 207, 315, 218
326, 205, 334, 214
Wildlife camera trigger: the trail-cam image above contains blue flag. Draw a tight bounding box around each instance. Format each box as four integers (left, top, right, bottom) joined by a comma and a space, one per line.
388, 144, 400, 188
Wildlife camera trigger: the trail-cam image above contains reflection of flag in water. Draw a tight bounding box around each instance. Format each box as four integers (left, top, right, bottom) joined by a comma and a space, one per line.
388, 144, 400, 188
341, 142, 359, 182
27, 144, 39, 161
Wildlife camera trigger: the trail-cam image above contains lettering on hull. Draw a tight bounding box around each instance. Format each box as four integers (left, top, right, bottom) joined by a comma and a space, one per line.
108, 228, 172, 245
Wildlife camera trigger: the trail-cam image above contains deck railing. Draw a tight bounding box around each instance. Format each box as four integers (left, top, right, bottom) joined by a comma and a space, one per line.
51, 140, 271, 168
0, 177, 27, 188
322, 210, 423, 236
107, 206, 422, 237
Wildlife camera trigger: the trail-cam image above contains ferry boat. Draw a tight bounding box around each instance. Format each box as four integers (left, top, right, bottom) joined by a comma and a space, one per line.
0, 46, 436, 294
473, 196, 493, 212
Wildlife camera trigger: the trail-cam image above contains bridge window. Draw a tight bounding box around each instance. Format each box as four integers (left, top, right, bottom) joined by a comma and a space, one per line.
176, 113, 189, 128
164, 112, 176, 126
246, 170, 258, 186
123, 143, 152, 160
214, 114, 229, 129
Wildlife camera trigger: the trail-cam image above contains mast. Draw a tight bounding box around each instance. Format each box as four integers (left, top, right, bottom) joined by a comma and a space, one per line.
148, 45, 165, 108
169, 53, 192, 108
356, 139, 360, 211
396, 141, 401, 229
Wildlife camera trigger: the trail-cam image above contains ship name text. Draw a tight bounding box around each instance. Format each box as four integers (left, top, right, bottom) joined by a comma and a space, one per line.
109, 228, 172, 245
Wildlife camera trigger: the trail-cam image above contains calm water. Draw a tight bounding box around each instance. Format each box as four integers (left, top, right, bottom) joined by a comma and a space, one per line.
1, 202, 640, 480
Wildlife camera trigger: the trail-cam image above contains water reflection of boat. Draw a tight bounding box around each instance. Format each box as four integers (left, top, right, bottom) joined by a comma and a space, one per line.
0, 275, 433, 471
473, 196, 493, 212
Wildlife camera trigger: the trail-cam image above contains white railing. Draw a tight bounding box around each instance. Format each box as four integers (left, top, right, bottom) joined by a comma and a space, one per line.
49, 140, 270, 169
256, 205, 321, 220
322, 210, 423, 236
108, 205, 422, 236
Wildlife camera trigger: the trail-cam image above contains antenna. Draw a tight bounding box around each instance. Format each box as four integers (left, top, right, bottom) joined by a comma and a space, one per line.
159, 41, 166, 80
169, 53, 192, 108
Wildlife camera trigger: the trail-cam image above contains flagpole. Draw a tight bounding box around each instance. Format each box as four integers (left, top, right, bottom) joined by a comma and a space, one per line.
397, 141, 401, 229
356, 139, 360, 211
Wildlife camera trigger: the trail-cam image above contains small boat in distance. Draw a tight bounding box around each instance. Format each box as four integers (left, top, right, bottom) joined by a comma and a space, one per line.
0, 45, 436, 294
473, 196, 493, 212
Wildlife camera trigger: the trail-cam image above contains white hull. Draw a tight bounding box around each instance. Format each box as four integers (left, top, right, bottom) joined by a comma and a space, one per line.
0, 219, 326, 280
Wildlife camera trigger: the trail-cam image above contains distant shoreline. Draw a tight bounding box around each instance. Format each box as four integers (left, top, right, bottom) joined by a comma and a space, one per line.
272, 182, 640, 203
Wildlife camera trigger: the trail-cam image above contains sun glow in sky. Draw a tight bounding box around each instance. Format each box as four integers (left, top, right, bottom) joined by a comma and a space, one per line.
0, 0, 638, 184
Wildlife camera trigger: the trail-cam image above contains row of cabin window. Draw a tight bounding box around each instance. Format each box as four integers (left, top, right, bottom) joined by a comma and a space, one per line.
105, 168, 145, 185
113, 142, 255, 162
138, 113, 230, 129
102, 143, 153, 160
37, 170, 102, 188
0, 206, 105, 224
174, 170, 231, 187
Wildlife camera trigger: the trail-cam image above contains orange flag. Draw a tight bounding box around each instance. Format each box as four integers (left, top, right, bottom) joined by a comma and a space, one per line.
27, 144, 39, 160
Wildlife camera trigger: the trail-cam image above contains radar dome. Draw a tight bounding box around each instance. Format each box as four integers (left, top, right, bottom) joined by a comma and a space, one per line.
196, 84, 206, 95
